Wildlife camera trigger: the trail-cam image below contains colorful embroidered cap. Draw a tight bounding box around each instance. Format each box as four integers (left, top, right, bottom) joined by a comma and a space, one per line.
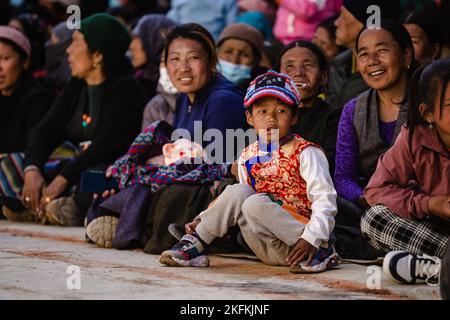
244, 70, 301, 108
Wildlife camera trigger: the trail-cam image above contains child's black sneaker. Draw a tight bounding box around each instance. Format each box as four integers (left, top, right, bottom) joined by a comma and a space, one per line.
383, 250, 441, 285
159, 234, 209, 267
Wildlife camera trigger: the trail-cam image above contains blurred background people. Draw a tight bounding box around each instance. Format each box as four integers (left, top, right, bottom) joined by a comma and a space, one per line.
44, 21, 73, 92
402, 9, 442, 66
9, 12, 51, 78
312, 15, 345, 61
167, 0, 238, 40
273, 0, 341, 45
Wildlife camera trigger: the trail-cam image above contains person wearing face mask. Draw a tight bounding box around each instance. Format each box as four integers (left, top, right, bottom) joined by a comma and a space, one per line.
128, 14, 176, 101
216, 23, 268, 91
141, 56, 178, 129
44, 21, 74, 93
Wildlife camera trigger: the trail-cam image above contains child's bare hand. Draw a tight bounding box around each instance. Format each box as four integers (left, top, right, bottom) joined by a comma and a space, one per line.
428, 195, 450, 219
185, 215, 201, 234
287, 238, 317, 267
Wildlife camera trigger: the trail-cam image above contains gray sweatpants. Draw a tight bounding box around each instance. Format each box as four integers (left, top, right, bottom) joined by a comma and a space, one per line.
195, 184, 306, 266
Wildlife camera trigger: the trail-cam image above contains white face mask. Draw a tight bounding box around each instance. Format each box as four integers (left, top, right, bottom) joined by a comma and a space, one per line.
217, 59, 252, 84
158, 67, 178, 94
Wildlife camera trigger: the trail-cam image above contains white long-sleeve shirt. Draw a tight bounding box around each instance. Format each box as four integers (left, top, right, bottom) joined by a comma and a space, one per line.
238, 146, 337, 248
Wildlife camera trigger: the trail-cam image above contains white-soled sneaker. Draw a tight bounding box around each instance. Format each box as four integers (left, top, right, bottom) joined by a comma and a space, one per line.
383, 250, 441, 285
159, 234, 209, 267
86, 216, 119, 248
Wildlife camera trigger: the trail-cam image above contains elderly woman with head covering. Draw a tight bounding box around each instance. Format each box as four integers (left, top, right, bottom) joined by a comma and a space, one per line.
10, 14, 147, 226
216, 23, 267, 90
0, 26, 53, 217
129, 14, 176, 101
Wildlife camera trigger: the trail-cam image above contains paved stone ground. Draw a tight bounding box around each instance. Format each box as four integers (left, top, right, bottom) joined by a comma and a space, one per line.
0, 221, 440, 300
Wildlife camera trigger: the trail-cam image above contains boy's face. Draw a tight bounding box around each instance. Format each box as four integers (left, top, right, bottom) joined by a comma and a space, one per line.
246, 97, 298, 143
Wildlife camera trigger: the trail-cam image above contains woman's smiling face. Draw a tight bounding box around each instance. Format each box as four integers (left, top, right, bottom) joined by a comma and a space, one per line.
166, 37, 211, 101
356, 28, 411, 92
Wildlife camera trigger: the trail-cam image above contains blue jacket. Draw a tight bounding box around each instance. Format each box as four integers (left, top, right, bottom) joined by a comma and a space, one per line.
174, 73, 248, 162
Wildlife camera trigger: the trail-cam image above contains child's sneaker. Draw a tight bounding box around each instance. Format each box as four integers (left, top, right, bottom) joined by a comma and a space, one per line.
159, 234, 209, 267
168, 223, 184, 241
290, 245, 341, 273
383, 250, 441, 285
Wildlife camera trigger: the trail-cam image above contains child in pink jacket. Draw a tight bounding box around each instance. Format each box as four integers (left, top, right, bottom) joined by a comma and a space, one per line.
273, 0, 341, 44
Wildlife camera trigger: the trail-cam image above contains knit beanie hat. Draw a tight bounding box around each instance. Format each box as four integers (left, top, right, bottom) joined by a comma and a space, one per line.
0, 26, 31, 58
244, 70, 300, 108
80, 13, 131, 63
343, 0, 401, 24
218, 23, 264, 60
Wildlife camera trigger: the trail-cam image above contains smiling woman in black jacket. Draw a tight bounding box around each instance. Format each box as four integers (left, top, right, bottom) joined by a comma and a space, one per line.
15, 14, 146, 226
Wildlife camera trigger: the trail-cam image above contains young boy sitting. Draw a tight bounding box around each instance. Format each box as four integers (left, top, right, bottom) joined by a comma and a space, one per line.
159, 71, 340, 273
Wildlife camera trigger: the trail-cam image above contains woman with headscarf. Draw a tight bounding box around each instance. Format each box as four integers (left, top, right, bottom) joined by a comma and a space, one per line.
129, 14, 176, 101
10, 13, 146, 226
44, 21, 74, 92
127, 14, 178, 128
0, 26, 53, 218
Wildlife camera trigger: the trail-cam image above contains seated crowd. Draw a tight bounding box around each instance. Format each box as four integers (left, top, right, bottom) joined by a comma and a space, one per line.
0, 0, 449, 298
